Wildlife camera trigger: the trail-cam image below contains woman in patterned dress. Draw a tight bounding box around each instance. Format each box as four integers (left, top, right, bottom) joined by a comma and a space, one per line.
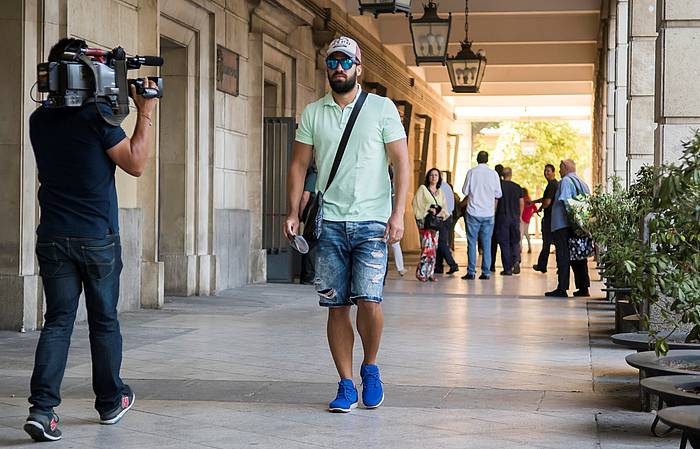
412, 168, 449, 282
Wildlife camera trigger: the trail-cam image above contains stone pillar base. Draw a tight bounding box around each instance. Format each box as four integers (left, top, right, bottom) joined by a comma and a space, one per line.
141, 261, 164, 309
250, 249, 266, 284
197, 254, 213, 296
162, 254, 197, 296
0, 274, 40, 331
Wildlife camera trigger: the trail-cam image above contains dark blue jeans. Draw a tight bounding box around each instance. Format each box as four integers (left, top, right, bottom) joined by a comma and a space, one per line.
29, 234, 125, 416
495, 218, 520, 273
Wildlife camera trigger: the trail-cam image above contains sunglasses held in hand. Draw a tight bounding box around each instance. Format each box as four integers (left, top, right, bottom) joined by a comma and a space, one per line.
289, 234, 309, 254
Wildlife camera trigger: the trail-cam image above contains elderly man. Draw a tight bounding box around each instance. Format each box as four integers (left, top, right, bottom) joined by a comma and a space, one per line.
545, 159, 591, 298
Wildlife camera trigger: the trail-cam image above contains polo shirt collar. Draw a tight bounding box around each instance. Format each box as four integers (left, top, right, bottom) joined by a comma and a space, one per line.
323, 84, 363, 108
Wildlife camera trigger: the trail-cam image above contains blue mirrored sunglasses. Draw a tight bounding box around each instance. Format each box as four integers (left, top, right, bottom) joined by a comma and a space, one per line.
325, 58, 356, 71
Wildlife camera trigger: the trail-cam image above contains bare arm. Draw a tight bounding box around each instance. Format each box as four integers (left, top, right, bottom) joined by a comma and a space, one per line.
519, 198, 525, 217
385, 138, 409, 243
299, 191, 311, 220
106, 80, 159, 177
284, 141, 313, 239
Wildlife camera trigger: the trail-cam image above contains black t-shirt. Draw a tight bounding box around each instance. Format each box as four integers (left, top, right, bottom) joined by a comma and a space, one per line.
30, 104, 127, 238
496, 180, 523, 222
542, 179, 559, 220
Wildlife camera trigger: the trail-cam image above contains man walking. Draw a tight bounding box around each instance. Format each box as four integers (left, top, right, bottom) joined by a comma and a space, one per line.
533, 164, 558, 273
494, 168, 524, 275
435, 179, 459, 274
284, 36, 409, 413
25, 38, 158, 441
461, 151, 502, 280
546, 159, 591, 298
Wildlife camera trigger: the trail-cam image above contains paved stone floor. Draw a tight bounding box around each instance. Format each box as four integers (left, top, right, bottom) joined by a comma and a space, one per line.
0, 242, 680, 448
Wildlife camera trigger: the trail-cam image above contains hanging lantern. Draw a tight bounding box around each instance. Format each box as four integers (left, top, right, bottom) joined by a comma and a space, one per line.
358, 0, 411, 17
446, 0, 487, 93
409, 2, 451, 65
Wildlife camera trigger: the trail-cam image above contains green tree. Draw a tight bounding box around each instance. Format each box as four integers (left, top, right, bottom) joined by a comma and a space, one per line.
473, 121, 590, 197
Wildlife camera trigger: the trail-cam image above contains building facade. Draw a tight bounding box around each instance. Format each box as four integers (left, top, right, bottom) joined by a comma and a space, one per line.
1, 0, 456, 331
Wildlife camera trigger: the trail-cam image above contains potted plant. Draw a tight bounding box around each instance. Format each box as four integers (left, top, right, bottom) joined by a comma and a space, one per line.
642, 133, 700, 354
586, 171, 653, 332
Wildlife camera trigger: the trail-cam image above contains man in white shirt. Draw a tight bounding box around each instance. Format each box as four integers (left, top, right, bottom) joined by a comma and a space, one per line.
460, 151, 502, 280
436, 180, 458, 274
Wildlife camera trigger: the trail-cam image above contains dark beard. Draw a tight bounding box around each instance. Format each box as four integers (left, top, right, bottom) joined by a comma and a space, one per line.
328, 71, 357, 94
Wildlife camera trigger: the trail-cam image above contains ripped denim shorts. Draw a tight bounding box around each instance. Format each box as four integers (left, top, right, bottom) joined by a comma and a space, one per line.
314, 220, 388, 307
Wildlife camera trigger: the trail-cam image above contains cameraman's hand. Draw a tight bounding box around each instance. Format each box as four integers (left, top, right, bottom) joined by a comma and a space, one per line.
130, 78, 159, 116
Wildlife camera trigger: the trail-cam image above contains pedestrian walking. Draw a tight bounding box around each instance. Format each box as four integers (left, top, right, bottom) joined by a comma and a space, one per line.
413, 168, 450, 282
494, 168, 524, 275
533, 164, 559, 273
460, 152, 502, 280
545, 159, 591, 298
284, 36, 409, 413
24, 38, 157, 442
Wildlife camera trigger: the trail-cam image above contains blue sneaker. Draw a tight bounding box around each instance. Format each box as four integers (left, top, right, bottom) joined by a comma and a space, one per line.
360, 364, 384, 409
328, 379, 358, 413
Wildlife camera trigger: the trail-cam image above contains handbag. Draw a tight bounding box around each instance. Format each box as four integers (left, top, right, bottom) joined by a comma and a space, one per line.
568, 235, 594, 261
421, 187, 443, 231
302, 91, 368, 243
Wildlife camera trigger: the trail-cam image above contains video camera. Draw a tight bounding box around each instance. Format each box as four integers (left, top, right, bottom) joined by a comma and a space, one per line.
36, 45, 163, 126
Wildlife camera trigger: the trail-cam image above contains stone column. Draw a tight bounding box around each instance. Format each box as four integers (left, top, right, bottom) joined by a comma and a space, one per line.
654, 0, 700, 164
614, 0, 629, 185
247, 0, 266, 284
137, 0, 164, 308
0, 0, 44, 331
626, 0, 657, 182
605, 2, 617, 186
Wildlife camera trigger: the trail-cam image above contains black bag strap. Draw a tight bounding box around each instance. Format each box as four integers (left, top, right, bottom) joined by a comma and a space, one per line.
426, 186, 440, 207
323, 90, 368, 193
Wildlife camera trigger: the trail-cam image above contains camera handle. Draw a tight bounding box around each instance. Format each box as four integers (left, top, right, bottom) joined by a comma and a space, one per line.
77, 53, 129, 126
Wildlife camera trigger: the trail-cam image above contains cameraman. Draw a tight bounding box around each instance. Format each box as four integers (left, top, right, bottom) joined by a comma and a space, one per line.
24, 38, 159, 442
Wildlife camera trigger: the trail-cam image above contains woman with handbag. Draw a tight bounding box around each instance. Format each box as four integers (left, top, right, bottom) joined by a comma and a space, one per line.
412, 168, 449, 282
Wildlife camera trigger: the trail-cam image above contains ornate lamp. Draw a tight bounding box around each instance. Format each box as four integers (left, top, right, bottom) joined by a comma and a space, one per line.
446, 0, 487, 93
358, 0, 411, 17
409, 2, 451, 65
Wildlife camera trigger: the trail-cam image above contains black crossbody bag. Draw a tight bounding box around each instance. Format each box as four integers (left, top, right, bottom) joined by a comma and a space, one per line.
423, 188, 443, 231
303, 91, 368, 243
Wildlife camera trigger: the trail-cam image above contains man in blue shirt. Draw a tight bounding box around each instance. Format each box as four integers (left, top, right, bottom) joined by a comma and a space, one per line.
545, 159, 591, 298
24, 38, 159, 442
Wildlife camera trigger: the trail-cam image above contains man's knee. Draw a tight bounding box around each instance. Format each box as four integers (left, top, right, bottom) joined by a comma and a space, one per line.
328, 306, 351, 319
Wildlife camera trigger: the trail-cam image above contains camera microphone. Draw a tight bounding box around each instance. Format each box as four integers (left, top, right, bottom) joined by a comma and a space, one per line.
131, 56, 164, 67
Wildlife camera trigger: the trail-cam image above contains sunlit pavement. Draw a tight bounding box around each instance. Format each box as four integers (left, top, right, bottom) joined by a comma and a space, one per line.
0, 241, 676, 448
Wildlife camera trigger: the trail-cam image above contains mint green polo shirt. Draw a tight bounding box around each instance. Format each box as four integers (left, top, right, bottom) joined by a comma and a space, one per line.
295, 86, 406, 223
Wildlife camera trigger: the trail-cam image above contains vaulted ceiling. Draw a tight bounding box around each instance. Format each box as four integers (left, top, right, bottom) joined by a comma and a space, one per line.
336, 0, 603, 117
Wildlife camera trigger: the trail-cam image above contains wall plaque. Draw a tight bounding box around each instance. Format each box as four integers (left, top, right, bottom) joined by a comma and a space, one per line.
216, 45, 239, 96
